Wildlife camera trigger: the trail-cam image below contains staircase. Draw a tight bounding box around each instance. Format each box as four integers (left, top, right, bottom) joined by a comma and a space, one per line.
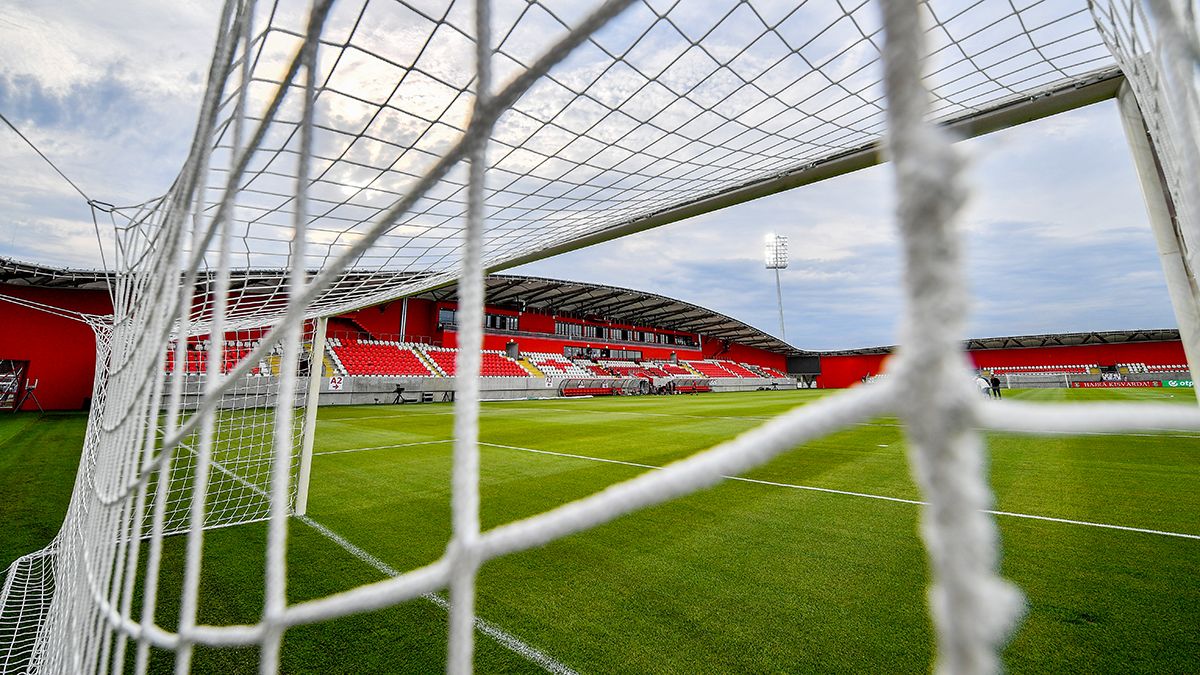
322, 353, 340, 377
412, 345, 446, 377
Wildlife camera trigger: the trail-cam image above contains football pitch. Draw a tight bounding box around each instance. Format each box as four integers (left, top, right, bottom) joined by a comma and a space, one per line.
2, 388, 1198, 673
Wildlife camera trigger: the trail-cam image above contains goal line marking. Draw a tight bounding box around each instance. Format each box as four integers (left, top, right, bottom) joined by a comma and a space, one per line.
297, 514, 578, 675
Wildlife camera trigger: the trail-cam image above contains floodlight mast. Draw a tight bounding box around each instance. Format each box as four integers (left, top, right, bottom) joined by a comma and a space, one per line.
765, 234, 788, 340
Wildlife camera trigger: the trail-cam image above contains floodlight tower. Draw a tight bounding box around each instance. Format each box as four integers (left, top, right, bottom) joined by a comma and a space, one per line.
765, 234, 788, 339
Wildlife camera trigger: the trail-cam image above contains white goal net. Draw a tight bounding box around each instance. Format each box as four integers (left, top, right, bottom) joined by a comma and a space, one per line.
2, 1, 1199, 673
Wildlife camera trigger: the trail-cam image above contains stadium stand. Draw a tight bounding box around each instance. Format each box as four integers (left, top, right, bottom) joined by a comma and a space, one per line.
481, 351, 530, 377
718, 361, 759, 378
419, 346, 529, 377
598, 360, 646, 377
166, 340, 265, 375
658, 362, 695, 376
420, 346, 457, 376
572, 359, 615, 377
329, 339, 434, 377
324, 337, 348, 375
682, 361, 733, 378
989, 364, 1094, 375
523, 352, 593, 378
745, 363, 787, 378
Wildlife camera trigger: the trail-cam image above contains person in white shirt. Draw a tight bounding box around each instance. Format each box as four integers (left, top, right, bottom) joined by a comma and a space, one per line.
975, 373, 993, 398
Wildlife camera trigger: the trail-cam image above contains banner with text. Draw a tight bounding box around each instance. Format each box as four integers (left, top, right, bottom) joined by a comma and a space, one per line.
1070, 381, 1162, 388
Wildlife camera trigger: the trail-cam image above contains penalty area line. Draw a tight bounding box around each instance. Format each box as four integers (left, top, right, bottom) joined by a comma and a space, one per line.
313, 440, 451, 457
478, 443, 1200, 542
297, 515, 578, 675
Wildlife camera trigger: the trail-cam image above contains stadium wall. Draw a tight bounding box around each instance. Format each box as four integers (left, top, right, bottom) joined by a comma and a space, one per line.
0, 284, 112, 411
819, 354, 893, 389
441, 331, 702, 361
818, 341, 1188, 388
702, 339, 788, 370
340, 301, 405, 338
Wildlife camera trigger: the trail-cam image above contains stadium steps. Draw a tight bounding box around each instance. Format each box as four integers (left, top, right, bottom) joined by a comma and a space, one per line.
679, 362, 703, 376
518, 359, 544, 377
324, 343, 347, 375
412, 345, 446, 377
327, 317, 370, 340
267, 355, 281, 375
321, 354, 340, 377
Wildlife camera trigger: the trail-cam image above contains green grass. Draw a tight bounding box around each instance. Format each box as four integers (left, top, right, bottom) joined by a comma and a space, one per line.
2, 389, 1198, 672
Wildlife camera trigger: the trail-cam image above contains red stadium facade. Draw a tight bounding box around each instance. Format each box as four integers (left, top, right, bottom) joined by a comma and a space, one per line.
0, 264, 795, 410
0, 259, 1190, 410
0, 284, 112, 411
819, 335, 1188, 388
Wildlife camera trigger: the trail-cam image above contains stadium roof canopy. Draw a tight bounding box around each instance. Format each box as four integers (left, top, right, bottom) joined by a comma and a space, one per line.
0, 258, 112, 290
417, 274, 806, 356
823, 329, 1184, 356
0, 257, 1184, 357
0, 257, 804, 356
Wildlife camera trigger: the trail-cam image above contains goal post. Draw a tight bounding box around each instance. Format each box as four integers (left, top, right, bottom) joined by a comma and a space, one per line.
295, 315, 328, 517
1115, 82, 1200, 402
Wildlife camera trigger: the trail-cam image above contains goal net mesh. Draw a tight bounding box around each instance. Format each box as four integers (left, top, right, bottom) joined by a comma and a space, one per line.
2, 0, 1198, 673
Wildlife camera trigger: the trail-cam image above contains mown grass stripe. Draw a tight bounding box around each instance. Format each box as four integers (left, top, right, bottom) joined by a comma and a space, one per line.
475, 442, 1200, 541
297, 515, 578, 674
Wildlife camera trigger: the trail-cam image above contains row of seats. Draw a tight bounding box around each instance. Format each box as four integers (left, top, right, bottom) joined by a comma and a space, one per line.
659, 363, 694, 376
167, 337, 789, 381
165, 343, 264, 375
989, 364, 1095, 375
422, 346, 530, 377
329, 338, 432, 377
323, 341, 789, 380
523, 352, 594, 378
1146, 363, 1190, 372
682, 361, 738, 378
1117, 362, 1190, 374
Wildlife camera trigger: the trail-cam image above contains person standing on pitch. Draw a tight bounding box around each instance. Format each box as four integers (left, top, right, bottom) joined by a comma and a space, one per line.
975, 372, 992, 398
990, 374, 1002, 399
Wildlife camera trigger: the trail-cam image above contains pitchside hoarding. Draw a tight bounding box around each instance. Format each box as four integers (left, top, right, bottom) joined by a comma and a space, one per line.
1070, 381, 1162, 388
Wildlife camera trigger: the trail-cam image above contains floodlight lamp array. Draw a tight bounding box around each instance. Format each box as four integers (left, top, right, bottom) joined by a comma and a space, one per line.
765, 234, 789, 270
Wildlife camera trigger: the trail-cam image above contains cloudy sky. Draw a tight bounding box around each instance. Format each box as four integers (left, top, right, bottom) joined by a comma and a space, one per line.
0, 1, 1177, 351
514, 100, 1173, 349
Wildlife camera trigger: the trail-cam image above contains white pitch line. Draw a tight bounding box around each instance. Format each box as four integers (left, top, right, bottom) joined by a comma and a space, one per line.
478, 443, 1200, 541
984, 510, 1200, 539
314, 440, 451, 456
313, 438, 1200, 540
298, 515, 578, 675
